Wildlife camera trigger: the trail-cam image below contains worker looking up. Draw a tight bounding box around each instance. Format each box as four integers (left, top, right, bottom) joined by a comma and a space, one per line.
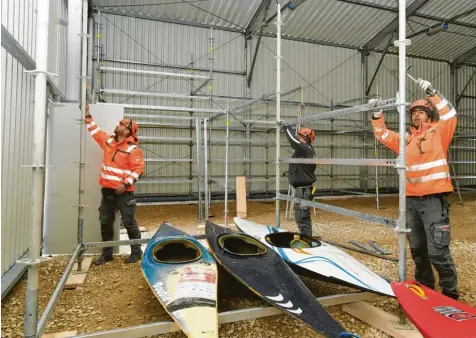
283, 125, 317, 237
371, 78, 458, 300
85, 104, 145, 265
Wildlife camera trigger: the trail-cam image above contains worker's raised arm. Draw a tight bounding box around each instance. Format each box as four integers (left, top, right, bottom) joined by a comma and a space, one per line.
370, 101, 400, 154
85, 104, 111, 149
417, 79, 457, 152
283, 125, 308, 156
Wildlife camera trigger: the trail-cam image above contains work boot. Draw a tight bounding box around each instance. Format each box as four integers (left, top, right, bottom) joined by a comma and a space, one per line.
93, 254, 113, 266
125, 248, 143, 264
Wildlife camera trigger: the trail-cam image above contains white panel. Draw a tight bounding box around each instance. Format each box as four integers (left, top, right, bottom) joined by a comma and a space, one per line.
2, 0, 37, 59
44, 103, 123, 254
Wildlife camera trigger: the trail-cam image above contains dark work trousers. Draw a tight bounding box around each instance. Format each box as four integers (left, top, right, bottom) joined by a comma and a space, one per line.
99, 188, 142, 256
294, 186, 313, 237
406, 194, 459, 299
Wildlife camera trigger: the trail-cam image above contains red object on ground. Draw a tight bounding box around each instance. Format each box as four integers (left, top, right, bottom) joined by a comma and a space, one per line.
391, 280, 476, 338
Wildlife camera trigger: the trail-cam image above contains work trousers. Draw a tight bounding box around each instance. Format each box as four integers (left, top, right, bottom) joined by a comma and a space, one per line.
294, 186, 313, 237
99, 188, 141, 256
406, 194, 458, 299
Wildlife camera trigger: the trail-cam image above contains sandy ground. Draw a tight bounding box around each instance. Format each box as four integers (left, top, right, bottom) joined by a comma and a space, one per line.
2, 192, 476, 338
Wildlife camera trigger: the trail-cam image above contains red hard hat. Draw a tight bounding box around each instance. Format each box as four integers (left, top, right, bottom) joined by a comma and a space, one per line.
120, 118, 139, 139
298, 128, 315, 143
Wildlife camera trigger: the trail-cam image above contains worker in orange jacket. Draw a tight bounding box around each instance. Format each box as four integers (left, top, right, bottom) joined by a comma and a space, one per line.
85, 104, 145, 265
371, 78, 458, 300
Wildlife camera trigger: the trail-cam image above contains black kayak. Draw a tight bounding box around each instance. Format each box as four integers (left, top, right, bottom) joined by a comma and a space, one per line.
205, 220, 356, 338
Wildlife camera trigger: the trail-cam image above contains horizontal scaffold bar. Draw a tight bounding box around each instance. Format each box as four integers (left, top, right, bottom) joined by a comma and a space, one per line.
101, 89, 213, 100
140, 136, 193, 142
124, 113, 198, 120
145, 158, 193, 162
280, 158, 396, 167
136, 179, 196, 184
282, 98, 402, 125
276, 194, 397, 227
96, 102, 224, 114
213, 159, 269, 163
73, 292, 377, 337
99, 66, 209, 80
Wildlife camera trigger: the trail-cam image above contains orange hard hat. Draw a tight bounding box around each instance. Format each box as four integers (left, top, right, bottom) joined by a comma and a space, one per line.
298, 128, 315, 143
120, 118, 139, 139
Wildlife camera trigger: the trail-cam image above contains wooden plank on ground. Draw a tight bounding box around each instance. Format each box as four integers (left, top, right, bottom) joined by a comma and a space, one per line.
41, 330, 77, 338
236, 176, 247, 218
64, 257, 93, 289
343, 301, 423, 338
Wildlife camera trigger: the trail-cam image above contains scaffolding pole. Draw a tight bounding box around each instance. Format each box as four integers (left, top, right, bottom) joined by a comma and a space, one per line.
275, 3, 282, 227
204, 119, 209, 219
195, 118, 203, 222
396, 0, 408, 324
76, 0, 89, 272
24, 0, 51, 335
224, 111, 230, 226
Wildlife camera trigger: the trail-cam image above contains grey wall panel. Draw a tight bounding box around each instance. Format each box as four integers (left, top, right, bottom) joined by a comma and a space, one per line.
48, 0, 68, 95
1, 48, 35, 276
44, 103, 123, 254
2, 0, 37, 60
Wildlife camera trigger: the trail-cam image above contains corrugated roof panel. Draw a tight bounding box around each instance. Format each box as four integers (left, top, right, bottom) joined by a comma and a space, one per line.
263, 0, 396, 47
95, 0, 262, 30
415, 0, 474, 19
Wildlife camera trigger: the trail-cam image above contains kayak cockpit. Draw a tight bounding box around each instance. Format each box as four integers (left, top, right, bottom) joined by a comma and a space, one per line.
265, 232, 321, 249
218, 234, 268, 256
153, 239, 202, 264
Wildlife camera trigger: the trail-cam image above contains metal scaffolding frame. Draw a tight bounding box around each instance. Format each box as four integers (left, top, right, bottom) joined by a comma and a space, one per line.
18, 1, 476, 337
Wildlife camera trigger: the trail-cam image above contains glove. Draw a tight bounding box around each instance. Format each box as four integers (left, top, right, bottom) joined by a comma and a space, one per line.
368, 99, 382, 119
416, 78, 436, 96
85, 103, 92, 119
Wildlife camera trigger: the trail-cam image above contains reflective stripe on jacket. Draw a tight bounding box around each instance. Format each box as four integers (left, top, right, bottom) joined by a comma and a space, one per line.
371, 92, 457, 197
86, 116, 144, 191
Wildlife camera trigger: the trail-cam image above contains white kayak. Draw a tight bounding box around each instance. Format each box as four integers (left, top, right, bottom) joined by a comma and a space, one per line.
233, 217, 394, 297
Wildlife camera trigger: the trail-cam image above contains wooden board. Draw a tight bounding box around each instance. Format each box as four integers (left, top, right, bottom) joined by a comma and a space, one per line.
41, 331, 77, 338
391, 281, 476, 338
343, 301, 423, 338
142, 223, 218, 338
205, 220, 355, 338
64, 257, 92, 289
235, 176, 247, 218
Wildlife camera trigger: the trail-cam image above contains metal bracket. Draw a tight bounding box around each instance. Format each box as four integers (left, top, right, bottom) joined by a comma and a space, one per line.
394, 226, 411, 234
16, 255, 53, 266
73, 205, 88, 208
77, 75, 91, 80
24, 70, 58, 77
393, 39, 411, 47
78, 33, 92, 38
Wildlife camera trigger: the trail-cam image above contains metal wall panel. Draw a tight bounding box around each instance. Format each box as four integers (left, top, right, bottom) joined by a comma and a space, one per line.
2, 0, 37, 59
1, 48, 35, 276
48, 0, 68, 95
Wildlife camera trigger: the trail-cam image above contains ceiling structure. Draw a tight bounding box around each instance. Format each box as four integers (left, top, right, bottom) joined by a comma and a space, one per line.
92, 0, 476, 66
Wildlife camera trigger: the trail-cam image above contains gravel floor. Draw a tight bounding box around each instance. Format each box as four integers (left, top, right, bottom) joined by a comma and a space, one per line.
2, 193, 476, 338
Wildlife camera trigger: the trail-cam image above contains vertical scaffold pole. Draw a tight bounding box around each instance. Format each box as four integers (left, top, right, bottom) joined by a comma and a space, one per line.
24, 0, 50, 336
396, 0, 409, 324
275, 3, 283, 227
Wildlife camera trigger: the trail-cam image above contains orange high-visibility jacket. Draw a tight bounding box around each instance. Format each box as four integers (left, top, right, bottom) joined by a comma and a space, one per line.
372, 92, 457, 197
86, 116, 145, 192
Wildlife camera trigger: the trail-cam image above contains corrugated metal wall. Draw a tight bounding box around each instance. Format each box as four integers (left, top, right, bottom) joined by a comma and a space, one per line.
96, 13, 475, 198
455, 66, 476, 187
1, 0, 68, 276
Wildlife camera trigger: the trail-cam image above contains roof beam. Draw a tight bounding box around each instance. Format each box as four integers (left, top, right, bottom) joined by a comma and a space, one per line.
245, 0, 272, 35
337, 0, 476, 30
362, 0, 429, 52
453, 45, 476, 66
1, 25, 63, 99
